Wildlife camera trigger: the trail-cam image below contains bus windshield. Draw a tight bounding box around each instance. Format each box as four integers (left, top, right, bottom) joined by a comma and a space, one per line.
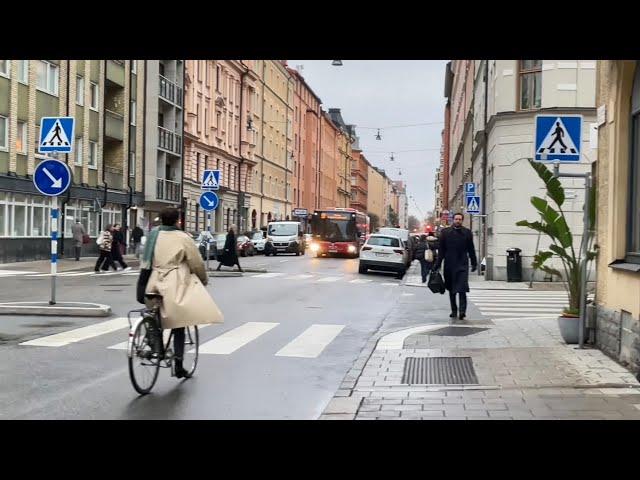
311, 212, 356, 242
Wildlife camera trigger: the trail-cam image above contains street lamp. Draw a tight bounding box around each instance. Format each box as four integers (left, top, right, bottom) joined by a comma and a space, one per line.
332, 60, 343, 66
375, 129, 382, 141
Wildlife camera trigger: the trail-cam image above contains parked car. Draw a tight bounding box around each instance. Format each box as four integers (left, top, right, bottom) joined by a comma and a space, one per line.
377, 227, 413, 267
358, 234, 409, 279
237, 235, 255, 257
249, 231, 267, 254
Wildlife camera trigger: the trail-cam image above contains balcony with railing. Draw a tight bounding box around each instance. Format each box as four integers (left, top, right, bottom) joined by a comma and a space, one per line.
158, 126, 182, 156
156, 178, 181, 203
159, 75, 184, 107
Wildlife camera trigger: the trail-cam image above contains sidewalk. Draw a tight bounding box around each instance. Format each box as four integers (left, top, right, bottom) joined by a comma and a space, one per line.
321, 263, 640, 420
0, 255, 140, 274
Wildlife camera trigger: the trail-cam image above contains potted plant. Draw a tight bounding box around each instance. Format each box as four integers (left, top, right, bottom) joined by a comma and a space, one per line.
516, 160, 597, 344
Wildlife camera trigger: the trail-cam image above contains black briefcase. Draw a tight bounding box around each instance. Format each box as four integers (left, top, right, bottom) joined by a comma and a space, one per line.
428, 270, 446, 294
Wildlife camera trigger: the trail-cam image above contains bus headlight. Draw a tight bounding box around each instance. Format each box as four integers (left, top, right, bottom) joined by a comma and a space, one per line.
348, 245, 357, 253
310, 243, 320, 252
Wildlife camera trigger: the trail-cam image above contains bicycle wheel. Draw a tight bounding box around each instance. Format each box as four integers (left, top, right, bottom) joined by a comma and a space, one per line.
128, 318, 160, 395
181, 325, 199, 378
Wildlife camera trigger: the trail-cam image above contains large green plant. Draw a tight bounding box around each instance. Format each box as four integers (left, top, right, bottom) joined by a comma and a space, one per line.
516, 160, 597, 315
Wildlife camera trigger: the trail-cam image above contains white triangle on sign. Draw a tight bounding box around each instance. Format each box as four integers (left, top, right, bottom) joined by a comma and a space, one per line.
203, 171, 218, 188
42, 120, 71, 147
537, 117, 579, 155
467, 197, 479, 211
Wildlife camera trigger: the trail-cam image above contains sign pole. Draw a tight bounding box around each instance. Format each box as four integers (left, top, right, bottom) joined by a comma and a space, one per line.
206, 212, 211, 271
50, 195, 58, 305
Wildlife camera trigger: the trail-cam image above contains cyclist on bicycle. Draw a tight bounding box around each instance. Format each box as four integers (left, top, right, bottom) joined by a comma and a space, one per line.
142, 207, 223, 378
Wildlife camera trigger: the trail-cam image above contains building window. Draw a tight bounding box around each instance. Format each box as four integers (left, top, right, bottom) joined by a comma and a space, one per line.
16, 121, 27, 154
74, 137, 83, 166
131, 60, 137, 74
88, 141, 98, 168
628, 65, 640, 262
0, 116, 7, 151
216, 65, 221, 91
519, 60, 542, 110
90, 82, 99, 111
130, 100, 136, 125
0, 60, 9, 78
36, 60, 59, 96
18, 60, 28, 84
129, 151, 136, 176
76, 75, 85, 105
204, 107, 209, 134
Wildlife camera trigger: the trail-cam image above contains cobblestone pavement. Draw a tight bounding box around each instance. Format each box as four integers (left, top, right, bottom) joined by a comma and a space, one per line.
320, 263, 640, 420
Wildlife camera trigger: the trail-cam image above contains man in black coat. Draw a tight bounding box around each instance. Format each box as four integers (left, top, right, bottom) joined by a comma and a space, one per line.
433, 213, 477, 320
216, 225, 243, 272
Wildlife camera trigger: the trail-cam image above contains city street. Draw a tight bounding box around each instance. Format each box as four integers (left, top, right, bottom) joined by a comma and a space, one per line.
0, 253, 410, 419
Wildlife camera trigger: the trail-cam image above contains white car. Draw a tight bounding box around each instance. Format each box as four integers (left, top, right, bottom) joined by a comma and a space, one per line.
358, 234, 409, 279
250, 231, 267, 253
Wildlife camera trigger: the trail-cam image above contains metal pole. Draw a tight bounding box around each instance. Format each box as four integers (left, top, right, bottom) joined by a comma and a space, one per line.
578, 174, 591, 349
206, 212, 211, 271
50, 195, 58, 305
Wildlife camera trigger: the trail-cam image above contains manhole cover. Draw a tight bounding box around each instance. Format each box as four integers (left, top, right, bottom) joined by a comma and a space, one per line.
426, 326, 488, 337
402, 357, 479, 385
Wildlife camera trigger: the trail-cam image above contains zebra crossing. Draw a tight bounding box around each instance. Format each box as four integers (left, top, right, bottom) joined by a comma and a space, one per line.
0, 269, 140, 279
467, 289, 570, 319
248, 272, 399, 286
19, 318, 346, 359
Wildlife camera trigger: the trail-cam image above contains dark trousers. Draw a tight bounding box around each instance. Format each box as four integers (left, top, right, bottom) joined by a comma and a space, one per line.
449, 290, 467, 315
418, 259, 432, 282
74, 246, 81, 261
173, 327, 184, 361
95, 250, 116, 271
111, 246, 128, 269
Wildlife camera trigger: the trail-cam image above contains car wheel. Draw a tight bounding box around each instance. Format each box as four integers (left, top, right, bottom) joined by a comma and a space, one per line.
396, 269, 406, 279
358, 264, 367, 274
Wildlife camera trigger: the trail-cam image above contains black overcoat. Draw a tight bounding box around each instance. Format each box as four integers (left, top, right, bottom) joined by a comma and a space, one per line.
433, 227, 477, 293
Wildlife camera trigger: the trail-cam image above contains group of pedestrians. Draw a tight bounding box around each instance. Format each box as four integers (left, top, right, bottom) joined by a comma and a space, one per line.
94, 224, 132, 273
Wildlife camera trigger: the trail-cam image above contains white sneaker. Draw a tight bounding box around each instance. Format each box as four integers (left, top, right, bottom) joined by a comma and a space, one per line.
123, 267, 132, 272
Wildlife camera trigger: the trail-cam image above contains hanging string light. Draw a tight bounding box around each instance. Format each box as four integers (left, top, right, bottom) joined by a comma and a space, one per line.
375, 129, 382, 141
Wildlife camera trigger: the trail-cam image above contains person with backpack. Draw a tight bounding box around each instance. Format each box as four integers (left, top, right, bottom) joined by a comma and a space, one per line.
95, 225, 117, 272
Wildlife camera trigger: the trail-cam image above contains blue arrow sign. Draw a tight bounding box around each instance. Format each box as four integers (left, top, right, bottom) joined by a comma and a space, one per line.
33, 159, 72, 196
200, 191, 219, 211
39, 117, 75, 154
535, 115, 582, 162
466, 195, 480, 214
464, 182, 476, 196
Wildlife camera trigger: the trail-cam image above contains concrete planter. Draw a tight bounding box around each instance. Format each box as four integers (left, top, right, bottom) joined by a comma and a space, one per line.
558, 315, 580, 344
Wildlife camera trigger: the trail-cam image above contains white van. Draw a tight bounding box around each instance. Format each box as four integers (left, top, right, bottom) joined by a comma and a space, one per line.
265, 221, 305, 256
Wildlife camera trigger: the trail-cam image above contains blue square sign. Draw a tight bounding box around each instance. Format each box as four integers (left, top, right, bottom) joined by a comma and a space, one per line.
465, 182, 476, 196
535, 115, 582, 162
202, 170, 221, 190
466, 195, 480, 214
39, 117, 75, 154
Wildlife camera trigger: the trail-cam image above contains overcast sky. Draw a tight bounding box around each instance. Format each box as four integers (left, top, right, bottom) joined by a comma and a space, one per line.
288, 60, 448, 221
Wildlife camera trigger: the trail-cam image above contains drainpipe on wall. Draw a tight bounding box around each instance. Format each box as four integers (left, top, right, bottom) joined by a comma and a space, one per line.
180, 60, 186, 231
60, 60, 72, 258
238, 62, 249, 232
481, 60, 489, 266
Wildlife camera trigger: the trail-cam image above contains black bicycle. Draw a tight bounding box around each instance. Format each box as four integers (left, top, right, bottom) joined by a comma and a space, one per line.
127, 294, 199, 395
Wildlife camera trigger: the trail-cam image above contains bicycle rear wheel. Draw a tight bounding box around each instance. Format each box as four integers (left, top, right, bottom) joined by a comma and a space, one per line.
128, 318, 160, 395
181, 325, 199, 378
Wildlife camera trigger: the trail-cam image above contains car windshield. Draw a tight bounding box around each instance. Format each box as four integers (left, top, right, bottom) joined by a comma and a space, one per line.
215, 234, 226, 242
367, 236, 400, 247
268, 224, 298, 236
251, 232, 264, 241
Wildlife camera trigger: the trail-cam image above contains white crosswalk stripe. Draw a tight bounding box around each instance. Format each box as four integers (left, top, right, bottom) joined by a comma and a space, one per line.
284, 274, 314, 280
316, 276, 342, 283
275, 324, 345, 358
20, 317, 129, 347
468, 289, 569, 318
349, 279, 372, 284
197, 322, 279, 354
252, 273, 285, 278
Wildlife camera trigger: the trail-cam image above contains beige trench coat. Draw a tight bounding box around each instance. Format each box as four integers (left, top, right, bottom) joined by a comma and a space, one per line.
145, 230, 223, 329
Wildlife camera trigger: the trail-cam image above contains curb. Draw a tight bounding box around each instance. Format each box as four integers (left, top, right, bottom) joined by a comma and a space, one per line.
209, 272, 243, 277
0, 302, 111, 317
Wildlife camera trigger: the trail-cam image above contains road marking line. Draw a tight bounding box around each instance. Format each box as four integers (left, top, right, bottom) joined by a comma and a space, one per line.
401, 293, 415, 296
381, 283, 400, 286
472, 300, 568, 305
59, 271, 100, 277
280, 260, 289, 263
316, 276, 341, 283
0, 270, 37, 276
275, 324, 345, 358
20, 317, 129, 347
198, 322, 279, 354
108, 325, 213, 350
478, 307, 563, 312
349, 279, 372, 284
285, 274, 314, 280
251, 273, 284, 278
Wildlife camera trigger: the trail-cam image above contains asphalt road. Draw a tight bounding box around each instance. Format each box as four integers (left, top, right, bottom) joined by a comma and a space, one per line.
0, 251, 416, 419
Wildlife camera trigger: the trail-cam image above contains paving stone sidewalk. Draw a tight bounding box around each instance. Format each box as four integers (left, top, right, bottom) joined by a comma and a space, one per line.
320, 263, 640, 420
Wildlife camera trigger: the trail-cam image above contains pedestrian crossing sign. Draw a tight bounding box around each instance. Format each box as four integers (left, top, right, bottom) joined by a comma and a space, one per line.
466, 195, 480, 214
39, 117, 75, 154
535, 115, 582, 162
202, 170, 220, 190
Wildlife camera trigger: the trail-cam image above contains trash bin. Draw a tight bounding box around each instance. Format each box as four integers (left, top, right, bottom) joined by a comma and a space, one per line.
506, 248, 522, 282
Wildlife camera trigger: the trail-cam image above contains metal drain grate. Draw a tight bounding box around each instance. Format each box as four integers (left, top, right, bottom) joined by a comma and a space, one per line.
426, 326, 488, 337
402, 357, 479, 385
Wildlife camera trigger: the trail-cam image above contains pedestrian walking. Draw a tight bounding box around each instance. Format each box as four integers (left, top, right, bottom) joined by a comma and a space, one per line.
413, 235, 431, 283
71, 220, 86, 261
95, 225, 117, 272
131, 225, 144, 259
111, 224, 129, 270
216, 225, 243, 272
433, 213, 477, 320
